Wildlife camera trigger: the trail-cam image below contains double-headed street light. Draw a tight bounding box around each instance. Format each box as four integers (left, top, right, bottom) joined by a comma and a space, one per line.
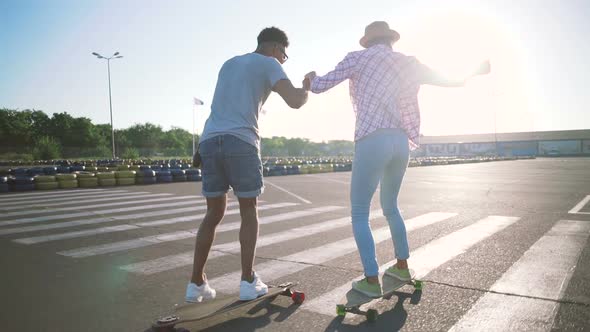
92, 51, 123, 159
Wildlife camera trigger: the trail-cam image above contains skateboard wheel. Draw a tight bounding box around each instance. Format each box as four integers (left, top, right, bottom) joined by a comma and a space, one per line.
367, 309, 378, 322
336, 304, 346, 317
414, 280, 423, 290
291, 291, 305, 304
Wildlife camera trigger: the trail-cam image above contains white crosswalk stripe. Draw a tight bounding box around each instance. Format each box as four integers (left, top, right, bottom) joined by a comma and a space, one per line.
302, 216, 520, 316
19, 202, 297, 246
119, 210, 382, 275
0, 201, 232, 235
0, 197, 204, 227
448, 219, 590, 332
0, 190, 129, 205
204, 212, 458, 293
120, 212, 455, 275
0, 194, 179, 218
1, 191, 153, 210
2, 187, 586, 331
0, 188, 107, 201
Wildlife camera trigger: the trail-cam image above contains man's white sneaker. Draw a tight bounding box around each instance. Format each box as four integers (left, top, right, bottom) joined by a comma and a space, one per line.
239, 272, 269, 300
185, 281, 216, 303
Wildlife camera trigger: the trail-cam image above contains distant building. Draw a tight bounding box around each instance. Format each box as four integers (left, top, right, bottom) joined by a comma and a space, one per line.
413, 129, 590, 157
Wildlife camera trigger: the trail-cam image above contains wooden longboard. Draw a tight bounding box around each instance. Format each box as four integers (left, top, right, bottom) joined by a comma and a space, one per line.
148, 282, 303, 332
336, 271, 422, 322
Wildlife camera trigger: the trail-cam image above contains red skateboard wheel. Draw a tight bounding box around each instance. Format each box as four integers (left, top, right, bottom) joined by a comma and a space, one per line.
291, 291, 305, 304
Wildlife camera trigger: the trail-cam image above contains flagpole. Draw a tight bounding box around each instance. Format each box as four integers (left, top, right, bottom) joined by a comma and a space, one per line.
192, 105, 196, 157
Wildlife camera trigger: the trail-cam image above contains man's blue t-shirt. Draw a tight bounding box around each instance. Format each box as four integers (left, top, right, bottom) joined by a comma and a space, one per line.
199, 53, 288, 149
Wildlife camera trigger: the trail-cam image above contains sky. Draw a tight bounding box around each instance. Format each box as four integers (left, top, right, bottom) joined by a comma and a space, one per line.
1, 0, 589, 142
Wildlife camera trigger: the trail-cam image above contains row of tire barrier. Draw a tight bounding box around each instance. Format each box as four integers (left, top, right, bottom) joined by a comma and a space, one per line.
0, 169, 203, 192
0, 156, 534, 192
263, 163, 353, 177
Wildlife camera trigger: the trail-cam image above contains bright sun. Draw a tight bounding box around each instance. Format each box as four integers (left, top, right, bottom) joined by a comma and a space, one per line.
397, 11, 532, 136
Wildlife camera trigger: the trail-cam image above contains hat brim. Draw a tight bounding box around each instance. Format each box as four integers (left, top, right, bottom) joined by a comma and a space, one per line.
359, 30, 400, 48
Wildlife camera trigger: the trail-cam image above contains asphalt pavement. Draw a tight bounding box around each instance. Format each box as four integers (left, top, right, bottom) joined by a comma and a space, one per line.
0, 157, 589, 332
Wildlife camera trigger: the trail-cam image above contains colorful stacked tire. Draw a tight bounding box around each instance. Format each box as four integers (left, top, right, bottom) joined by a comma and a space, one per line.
115, 170, 136, 186
12, 168, 28, 176
35, 175, 59, 190
156, 170, 173, 183
56, 173, 78, 189
97, 166, 110, 172
43, 167, 58, 175
186, 169, 202, 182
117, 165, 130, 171
271, 165, 288, 176
97, 172, 116, 186
57, 166, 71, 174
76, 172, 98, 188
1, 176, 9, 192
27, 168, 45, 177
288, 165, 301, 175
71, 165, 85, 172
136, 170, 157, 185
11, 176, 36, 191
171, 169, 187, 182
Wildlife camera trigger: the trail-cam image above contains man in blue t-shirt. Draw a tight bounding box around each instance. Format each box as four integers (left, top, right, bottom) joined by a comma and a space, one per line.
186, 27, 309, 302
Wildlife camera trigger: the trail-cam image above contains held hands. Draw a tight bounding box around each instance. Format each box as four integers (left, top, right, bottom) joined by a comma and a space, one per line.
302, 71, 317, 91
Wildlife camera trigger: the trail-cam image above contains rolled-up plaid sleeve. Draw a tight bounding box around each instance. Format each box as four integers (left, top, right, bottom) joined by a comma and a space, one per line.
310, 52, 357, 93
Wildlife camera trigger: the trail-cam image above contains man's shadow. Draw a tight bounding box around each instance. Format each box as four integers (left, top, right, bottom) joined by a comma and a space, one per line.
195, 296, 300, 332
323, 289, 422, 332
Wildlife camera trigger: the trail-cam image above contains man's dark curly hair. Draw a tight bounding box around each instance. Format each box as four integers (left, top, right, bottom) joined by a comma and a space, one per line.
257, 27, 289, 47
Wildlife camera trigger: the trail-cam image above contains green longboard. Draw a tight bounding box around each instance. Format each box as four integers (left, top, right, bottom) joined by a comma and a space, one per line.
336, 271, 422, 322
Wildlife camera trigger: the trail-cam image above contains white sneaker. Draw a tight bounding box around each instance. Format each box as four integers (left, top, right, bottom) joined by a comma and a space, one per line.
239, 272, 269, 300
185, 281, 216, 303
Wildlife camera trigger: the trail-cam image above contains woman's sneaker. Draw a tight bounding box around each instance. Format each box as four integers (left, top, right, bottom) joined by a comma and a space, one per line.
352, 278, 382, 298
185, 281, 216, 303
384, 266, 412, 281
239, 272, 269, 300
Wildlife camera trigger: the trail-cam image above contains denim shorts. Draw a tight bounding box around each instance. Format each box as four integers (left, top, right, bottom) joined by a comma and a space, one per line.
199, 134, 264, 198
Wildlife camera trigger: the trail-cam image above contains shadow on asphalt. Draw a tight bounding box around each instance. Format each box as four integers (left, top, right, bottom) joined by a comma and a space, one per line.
323, 289, 422, 332
194, 297, 300, 332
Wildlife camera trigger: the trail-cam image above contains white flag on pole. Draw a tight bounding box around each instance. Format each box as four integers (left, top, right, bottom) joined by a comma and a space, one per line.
193, 97, 204, 106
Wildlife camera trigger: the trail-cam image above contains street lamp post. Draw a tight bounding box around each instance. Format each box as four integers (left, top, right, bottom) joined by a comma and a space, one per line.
92, 51, 123, 160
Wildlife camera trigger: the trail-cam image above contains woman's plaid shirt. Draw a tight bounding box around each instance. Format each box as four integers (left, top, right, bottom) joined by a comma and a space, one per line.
310, 44, 430, 149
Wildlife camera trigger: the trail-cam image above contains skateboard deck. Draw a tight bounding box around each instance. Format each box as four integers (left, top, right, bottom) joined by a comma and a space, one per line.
148, 282, 303, 332
336, 271, 422, 322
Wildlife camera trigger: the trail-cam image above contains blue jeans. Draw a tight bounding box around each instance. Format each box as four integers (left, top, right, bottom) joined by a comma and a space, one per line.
199, 134, 264, 198
351, 128, 410, 277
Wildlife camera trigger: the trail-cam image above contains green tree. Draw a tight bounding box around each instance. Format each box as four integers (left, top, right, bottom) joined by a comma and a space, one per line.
33, 136, 62, 160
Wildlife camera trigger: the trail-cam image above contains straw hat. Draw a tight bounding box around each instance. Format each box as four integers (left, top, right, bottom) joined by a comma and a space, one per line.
359, 21, 400, 48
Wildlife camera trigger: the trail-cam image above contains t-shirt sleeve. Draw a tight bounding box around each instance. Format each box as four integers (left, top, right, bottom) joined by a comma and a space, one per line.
267, 58, 289, 87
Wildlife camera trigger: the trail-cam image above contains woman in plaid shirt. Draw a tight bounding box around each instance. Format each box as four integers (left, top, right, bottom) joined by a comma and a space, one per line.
303, 21, 490, 298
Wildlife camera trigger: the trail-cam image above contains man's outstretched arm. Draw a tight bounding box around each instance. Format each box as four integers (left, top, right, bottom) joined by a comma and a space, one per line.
273, 79, 309, 109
